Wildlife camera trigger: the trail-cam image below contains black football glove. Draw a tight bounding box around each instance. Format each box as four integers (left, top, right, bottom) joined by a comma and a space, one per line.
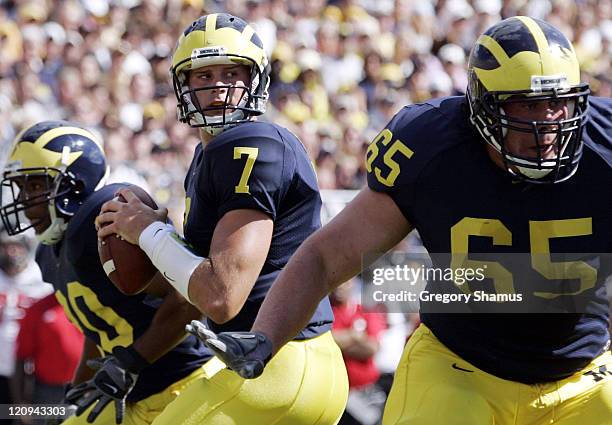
65, 351, 143, 424
186, 320, 273, 379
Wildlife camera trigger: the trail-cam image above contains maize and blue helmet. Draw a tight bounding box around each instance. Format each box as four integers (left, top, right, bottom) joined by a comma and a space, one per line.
171, 13, 270, 136
0, 121, 107, 245
467, 16, 590, 183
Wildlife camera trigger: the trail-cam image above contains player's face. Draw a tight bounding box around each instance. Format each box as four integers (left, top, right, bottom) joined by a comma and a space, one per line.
14, 175, 52, 234
501, 98, 570, 161
187, 64, 251, 116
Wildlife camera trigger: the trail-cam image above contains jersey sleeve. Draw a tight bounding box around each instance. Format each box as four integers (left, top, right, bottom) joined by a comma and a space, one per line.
204, 129, 295, 220
585, 96, 612, 167
366, 104, 444, 221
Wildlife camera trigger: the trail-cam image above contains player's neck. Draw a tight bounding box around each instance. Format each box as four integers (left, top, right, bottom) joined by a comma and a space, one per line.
199, 129, 214, 145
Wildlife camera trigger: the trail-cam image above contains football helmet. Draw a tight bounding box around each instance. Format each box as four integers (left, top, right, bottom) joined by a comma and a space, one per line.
467, 16, 589, 183
171, 13, 270, 136
0, 121, 108, 245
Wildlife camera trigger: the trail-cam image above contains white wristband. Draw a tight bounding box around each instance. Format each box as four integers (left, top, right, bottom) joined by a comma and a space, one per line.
139, 221, 203, 303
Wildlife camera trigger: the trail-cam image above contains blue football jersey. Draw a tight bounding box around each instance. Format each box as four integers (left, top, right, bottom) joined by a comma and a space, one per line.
367, 96, 612, 383
36, 184, 211, 401
183, 121, 333, 338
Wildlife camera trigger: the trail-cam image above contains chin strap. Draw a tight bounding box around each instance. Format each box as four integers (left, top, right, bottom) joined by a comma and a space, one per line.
37, 204, 67, 245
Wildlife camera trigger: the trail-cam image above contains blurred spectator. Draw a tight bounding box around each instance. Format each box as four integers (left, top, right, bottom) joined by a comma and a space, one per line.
0, 0, 608, 219
331, 278, 387, 425
0, 232, 50, 406
13, 294, 83, 418
0, 0, 609, 421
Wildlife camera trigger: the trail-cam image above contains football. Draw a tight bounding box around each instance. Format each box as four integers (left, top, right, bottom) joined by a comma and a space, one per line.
98, 185, 159, 295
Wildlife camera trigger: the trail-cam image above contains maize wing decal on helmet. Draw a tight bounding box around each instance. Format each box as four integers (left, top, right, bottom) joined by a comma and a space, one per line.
171, 13, 270, 135
467, 16, 589, 183
0, 121, 107, 245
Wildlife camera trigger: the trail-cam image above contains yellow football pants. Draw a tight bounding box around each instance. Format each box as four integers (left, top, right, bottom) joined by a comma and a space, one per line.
63, 365, 205, 425
151, 331, 349, 425
383, 324, 612, 425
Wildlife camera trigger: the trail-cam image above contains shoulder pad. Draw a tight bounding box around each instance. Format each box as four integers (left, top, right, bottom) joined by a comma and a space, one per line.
65, 183, 127, 263
366, 97, 470, 193
583, 96, 612, 167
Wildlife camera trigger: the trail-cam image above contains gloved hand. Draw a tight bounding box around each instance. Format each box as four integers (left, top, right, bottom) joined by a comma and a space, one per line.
65, 346, 147, 424
186, 320, 273, 379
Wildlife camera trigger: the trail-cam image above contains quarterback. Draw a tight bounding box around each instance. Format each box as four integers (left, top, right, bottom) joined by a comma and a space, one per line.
96, 13, 348, 425
0, 121, 210, 425
192, 17, 612, 425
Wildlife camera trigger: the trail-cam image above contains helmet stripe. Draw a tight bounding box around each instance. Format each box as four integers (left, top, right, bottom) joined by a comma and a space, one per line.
206, 13, 217, 35
483, 17, 539, 57
469, 44, 500, 70
249, 32, 264, 49
533, 19, 573, 50
242, 24, 255, 45
515, 16, 551, 73
184, 16, 207, 36
216, 13, 247, 32
35, 126, 103, 151
9, 127, 104, 170
476, 35, 510, 66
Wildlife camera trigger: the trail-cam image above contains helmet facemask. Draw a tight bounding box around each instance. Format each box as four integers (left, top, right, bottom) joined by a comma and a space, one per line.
0, 121, 108, 245
0, 168, 78, 244
172, 51, 269, 136
468, 73, 589, 184
466, 16, 590, 184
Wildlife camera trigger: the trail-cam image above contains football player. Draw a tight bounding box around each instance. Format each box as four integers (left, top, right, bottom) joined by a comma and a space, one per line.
0, 121, 211, 425
96, 13, 348, 425
183, 16, 612, 425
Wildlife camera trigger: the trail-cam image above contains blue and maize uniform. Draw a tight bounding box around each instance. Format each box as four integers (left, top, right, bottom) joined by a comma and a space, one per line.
367, 96, 612, 383
36, 183, 211, 402
367, 96, 612, 425
150, 121, 348, 425
183, 121, 333, 338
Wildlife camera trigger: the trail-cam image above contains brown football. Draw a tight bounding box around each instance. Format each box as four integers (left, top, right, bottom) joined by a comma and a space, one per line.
97, 185, 159, 295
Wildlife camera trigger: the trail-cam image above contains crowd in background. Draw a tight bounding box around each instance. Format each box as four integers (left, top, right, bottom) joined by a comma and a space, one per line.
0, 1, 610, 423
1, 0, 610, 225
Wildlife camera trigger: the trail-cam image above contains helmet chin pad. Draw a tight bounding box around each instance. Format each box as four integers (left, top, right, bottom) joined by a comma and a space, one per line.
514, 166, 553, 180
36, 202, 67, 245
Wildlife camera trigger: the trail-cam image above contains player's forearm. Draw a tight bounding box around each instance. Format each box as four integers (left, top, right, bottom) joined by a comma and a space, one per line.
139, 212, 268, 324
187, 255, 257, 324
344, 337, 379, 360
133, 290, 203, 363
332, 330, 379, 360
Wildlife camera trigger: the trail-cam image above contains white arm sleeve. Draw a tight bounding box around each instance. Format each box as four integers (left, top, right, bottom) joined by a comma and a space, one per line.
138, 221, 203, 303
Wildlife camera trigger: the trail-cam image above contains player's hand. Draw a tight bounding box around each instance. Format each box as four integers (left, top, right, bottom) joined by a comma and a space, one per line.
96, 188, 167, 245
186, 320, 273, 379
66, 355, 138, 424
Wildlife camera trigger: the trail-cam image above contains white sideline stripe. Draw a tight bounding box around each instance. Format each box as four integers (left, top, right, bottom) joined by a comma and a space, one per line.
103, 259, 116, 276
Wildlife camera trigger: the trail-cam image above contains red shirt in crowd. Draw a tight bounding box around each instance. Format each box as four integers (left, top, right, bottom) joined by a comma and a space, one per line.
16, 294, 83, 385
332, 303, 386, 389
